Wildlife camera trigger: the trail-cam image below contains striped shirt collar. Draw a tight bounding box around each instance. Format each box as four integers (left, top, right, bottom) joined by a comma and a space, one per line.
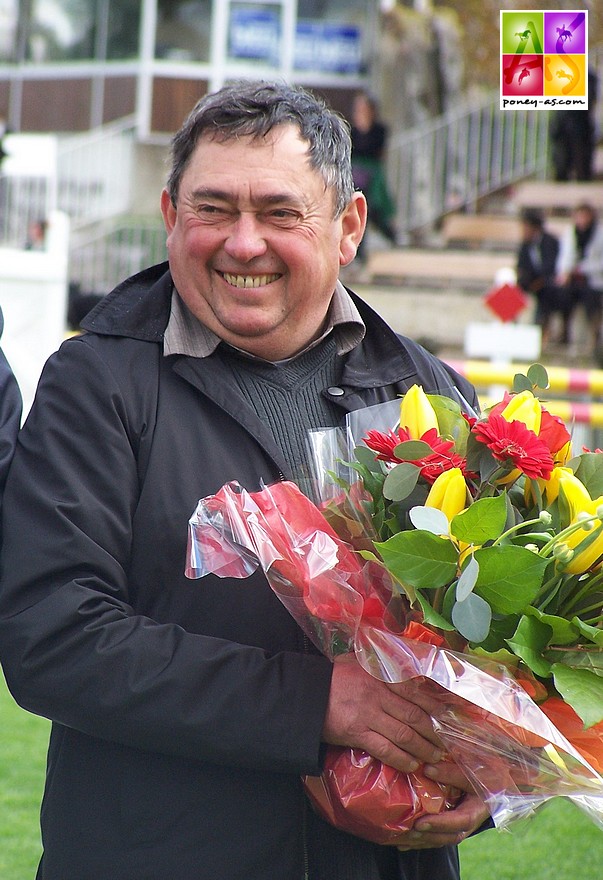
163, 279, 365, 361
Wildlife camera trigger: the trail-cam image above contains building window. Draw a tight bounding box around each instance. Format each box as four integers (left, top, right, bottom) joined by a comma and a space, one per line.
22, 0, 139, 63
0, 0, 18, 63
155, 0, 212, 62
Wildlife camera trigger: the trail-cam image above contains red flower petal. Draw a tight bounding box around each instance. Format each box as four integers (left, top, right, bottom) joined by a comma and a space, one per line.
473, 413, 554, 479
538, 408, 572, 454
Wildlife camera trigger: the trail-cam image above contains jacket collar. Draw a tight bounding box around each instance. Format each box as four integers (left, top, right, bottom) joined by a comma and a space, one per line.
80, 262, 417, 388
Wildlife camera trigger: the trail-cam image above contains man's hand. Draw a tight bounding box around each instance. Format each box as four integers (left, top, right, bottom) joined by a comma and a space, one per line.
321, 654, 446, 772
395, 761, 491, 849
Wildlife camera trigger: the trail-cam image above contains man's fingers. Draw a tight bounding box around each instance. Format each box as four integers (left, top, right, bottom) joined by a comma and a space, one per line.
396, 793, 491, 850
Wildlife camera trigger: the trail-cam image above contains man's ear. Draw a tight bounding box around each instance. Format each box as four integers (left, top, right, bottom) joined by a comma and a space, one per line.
160, 189, 176, 234
339, 192, 368, 266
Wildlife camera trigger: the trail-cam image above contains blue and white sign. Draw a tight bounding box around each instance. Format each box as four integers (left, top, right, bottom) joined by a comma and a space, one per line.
228, 8, 363, 75
295, 22, 362, 74
229, 8, 280, 66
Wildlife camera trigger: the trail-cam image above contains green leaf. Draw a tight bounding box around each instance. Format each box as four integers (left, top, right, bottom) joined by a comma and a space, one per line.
512, 373, 533, 393
506, 615, 553, 677
456, 555, 479, 601
392, 440, 435, 461
473, 545, 548, 614
383, 462, 421, 502
527, 363, 549, 390
552, 664, 603, 728
353, 444, 383, 473
452, 593, 492, 643
374, 530, 458, 589
409, 506, 449, 535
524, 606, 579, 645
476, 613, 521, 653
547, 649, 603, 676
451, 494, 508, 545
426, 394, 469, 451
415, 590, 455, 631
571, 617, 603, 646
571, 452, 603, 499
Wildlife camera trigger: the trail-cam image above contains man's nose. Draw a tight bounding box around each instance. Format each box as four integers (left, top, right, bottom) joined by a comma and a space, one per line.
223, 213, 268, 261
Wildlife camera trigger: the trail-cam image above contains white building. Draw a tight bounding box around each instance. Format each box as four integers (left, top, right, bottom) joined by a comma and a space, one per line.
0, 1, 380, 142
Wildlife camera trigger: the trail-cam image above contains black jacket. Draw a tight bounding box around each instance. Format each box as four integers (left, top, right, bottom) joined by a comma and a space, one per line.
0, 264, 477, 880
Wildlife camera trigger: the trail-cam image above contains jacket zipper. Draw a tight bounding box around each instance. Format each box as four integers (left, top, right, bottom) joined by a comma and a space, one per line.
278, 469, 311, 880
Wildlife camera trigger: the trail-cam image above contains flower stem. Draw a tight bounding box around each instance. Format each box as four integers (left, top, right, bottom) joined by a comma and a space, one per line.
491, 516, 550, 546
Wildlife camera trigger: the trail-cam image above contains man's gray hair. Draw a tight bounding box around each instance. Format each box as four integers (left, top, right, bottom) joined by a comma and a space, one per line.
166, 80, 355, 218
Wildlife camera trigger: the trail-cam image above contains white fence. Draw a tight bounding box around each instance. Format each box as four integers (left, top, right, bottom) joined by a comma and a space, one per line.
0, 116, 136, 249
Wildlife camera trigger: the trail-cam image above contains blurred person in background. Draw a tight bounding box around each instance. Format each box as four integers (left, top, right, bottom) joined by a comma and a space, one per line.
350, 90, 398, 271
516, 209, 565, 347
556, 202, 603, 354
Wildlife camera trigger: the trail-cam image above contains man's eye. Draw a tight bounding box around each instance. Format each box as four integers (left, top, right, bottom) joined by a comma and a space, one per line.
197, 204, 225, 215
267, 210, 298, 225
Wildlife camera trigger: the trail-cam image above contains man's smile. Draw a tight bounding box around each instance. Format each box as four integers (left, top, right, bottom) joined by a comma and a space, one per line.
220, 271, 282, 289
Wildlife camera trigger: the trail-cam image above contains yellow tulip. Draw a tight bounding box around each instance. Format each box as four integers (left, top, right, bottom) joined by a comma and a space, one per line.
557, 471, 603, 574
425, 468, 468, 521
554, 439, 572, 467
539, 466, 577, 504
400, 385, 439, 439
501, 390, 542, 434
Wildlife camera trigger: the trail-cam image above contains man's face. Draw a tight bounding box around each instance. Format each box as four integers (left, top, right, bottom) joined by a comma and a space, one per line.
161, 125, 366, 360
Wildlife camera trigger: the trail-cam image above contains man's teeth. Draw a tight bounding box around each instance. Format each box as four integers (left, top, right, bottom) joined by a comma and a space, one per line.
222, 273, 280, 289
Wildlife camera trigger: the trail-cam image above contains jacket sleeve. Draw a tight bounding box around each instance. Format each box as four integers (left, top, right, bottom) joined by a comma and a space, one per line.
0, 337, 332, 775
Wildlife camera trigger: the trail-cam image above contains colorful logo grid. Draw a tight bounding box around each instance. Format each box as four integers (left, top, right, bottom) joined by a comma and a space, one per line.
500, 10, 588, 109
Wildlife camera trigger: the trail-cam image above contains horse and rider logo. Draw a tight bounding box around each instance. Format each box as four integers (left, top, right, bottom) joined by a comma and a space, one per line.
500, 10, 588, 106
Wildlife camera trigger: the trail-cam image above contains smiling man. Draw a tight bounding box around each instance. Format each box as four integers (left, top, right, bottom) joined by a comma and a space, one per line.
0, 81, 485, 880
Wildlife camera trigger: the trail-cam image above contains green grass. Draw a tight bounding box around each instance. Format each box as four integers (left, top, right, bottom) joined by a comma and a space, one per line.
1, 673, 602, 879
0, 672, 47, 878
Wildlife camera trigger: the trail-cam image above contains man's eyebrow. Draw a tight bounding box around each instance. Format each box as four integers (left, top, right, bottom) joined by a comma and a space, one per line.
189, 187, 303, 207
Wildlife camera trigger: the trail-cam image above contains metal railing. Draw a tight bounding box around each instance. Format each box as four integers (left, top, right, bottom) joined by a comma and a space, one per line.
68, 218, 167, 295
387, 92, 551, 242
387, 45, 603, 242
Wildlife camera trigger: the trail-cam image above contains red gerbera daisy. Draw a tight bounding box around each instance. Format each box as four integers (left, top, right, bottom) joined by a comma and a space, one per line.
363, 427, 467, 484
472, 413, 554, 480
363, 427, 409, 463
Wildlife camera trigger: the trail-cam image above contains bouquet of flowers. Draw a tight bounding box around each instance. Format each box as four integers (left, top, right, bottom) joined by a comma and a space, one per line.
185, 364, 603, 844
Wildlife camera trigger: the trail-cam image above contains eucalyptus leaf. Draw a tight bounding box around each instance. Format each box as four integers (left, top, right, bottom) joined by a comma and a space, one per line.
383, 462, 421, 502
473, 545, 548, 614
512, 373, 533, 393
392, 440, 435, 461
451, 494, 508, 544
374, 530, 458, 589
409, 506, 449, 535
354, 446, 381, 471
506, 615, 553, 677
526, 363, 549, 390
456, 555, 479, 601
552, 664, 603, 727
451, 593, 492, 643
464, 431, 500, 483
